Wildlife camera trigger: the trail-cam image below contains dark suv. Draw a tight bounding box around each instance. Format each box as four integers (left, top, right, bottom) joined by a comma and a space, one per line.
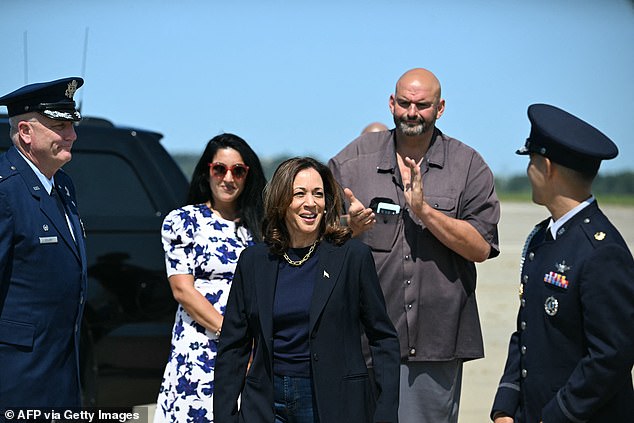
0, 115, 188, 407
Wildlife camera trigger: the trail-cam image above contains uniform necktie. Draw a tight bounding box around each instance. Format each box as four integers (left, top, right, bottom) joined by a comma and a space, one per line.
544, 228, 554, 242
51, 186, 77, 243
51, 185, 67, 219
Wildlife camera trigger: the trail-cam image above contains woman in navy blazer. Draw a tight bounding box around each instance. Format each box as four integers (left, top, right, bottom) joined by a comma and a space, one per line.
214, 157, 400, 423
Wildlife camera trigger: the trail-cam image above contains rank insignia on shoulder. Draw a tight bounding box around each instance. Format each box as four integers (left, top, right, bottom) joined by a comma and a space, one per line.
544, 296, 559, 316
544, 271, 569, 289
594, 232, 606, 241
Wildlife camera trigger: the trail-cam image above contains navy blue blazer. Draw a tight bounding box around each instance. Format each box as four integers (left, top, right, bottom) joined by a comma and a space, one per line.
0, 146, 87, 408
492, 201, 634, 422
214, 238, 400, 423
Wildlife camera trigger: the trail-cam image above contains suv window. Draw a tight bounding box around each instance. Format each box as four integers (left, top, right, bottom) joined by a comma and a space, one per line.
64, 151, 156, 217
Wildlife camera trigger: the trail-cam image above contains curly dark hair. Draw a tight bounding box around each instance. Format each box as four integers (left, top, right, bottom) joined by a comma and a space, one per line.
262, 157, 351, 254
187, 133, 266, 241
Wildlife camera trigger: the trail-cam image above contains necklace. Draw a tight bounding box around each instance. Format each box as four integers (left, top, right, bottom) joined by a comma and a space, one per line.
283, 240, 318, 266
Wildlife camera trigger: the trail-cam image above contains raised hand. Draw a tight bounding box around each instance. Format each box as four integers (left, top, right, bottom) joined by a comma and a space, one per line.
403, 156, 424, 214
344, 188, 375, 236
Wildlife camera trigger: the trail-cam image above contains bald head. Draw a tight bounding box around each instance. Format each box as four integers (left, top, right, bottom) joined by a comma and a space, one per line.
390, 68, 445, 138
361, 122, 389, 134
395, 68, 442, 101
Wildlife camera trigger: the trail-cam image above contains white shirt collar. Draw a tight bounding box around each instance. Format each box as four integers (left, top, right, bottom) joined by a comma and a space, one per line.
16, 148, 55, 194
548, 196, 595, 239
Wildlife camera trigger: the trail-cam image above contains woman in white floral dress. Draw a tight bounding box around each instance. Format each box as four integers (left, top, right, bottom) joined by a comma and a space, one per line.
154, 134, 266, 423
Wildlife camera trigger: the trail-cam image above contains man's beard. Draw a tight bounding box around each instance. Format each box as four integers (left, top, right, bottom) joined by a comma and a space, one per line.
394, 116, 433, 136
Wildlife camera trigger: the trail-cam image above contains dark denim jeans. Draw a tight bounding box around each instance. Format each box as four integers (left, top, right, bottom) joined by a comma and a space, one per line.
273, 374, 320, 423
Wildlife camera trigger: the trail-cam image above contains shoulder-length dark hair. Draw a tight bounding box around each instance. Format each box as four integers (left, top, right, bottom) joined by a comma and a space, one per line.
187, 133, 266, 241
262, 157, 351, 254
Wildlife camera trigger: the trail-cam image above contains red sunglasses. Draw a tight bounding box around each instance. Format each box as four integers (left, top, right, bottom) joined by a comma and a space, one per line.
208, 162, 250, 180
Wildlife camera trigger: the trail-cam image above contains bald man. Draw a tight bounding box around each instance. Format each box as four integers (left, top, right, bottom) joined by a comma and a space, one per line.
329, 68, 500, 423
361, 121, 389, 134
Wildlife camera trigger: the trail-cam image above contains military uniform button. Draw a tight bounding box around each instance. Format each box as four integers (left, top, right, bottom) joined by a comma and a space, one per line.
313, 353, 319, 361
10, 166, 16, 170
584, 218, 590, 224
520, 321, 527, 330
521, 369, 527, 378
521, 346, 527, 355
523, 274, 528, 283
528, 252, 535, 261
521, 298, 526, 307
409, 348, 416, 356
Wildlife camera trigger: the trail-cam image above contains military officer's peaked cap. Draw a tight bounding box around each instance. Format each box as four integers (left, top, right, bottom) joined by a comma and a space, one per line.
0, 77, 83, 122
517, 103, 618, 174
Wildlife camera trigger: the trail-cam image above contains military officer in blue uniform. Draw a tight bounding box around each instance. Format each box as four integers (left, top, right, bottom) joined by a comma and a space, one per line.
0, 78, 88, 411
491, 104, 634, 422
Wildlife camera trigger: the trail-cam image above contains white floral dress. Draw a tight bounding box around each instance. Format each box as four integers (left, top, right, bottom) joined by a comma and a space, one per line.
154, 204, 254, 423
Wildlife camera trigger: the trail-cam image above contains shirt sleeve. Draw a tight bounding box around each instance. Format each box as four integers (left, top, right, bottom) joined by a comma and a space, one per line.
161, 208, 196, 277
461, 151, 500, 258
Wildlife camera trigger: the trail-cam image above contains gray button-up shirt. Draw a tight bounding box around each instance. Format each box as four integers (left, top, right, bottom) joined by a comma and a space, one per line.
329, 128, 500, 361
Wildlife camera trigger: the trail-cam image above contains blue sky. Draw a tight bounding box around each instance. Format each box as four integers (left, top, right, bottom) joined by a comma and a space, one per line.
1, 0, 633, 176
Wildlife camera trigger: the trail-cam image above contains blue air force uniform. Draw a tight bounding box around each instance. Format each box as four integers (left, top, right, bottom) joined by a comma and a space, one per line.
0, 78, 87, 409
491, 104, 634, 422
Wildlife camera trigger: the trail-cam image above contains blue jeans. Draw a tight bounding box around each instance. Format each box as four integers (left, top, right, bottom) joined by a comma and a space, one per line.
273, 374, 320, 423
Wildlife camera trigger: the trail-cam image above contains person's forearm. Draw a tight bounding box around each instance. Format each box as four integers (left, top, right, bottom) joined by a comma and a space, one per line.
413, 201, 490, 262
178, 291, 224, 334
169, 273, 224, 333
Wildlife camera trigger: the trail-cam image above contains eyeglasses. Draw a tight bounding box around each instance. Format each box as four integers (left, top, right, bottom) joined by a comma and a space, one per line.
208, 162, 250, 180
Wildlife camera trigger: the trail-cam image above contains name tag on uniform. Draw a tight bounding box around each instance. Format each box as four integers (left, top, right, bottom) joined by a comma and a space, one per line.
39, 236, 58, 244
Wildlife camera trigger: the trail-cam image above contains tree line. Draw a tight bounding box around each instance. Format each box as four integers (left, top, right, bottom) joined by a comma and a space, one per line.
173, 153, 634, 197
496, 171, 634, 196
